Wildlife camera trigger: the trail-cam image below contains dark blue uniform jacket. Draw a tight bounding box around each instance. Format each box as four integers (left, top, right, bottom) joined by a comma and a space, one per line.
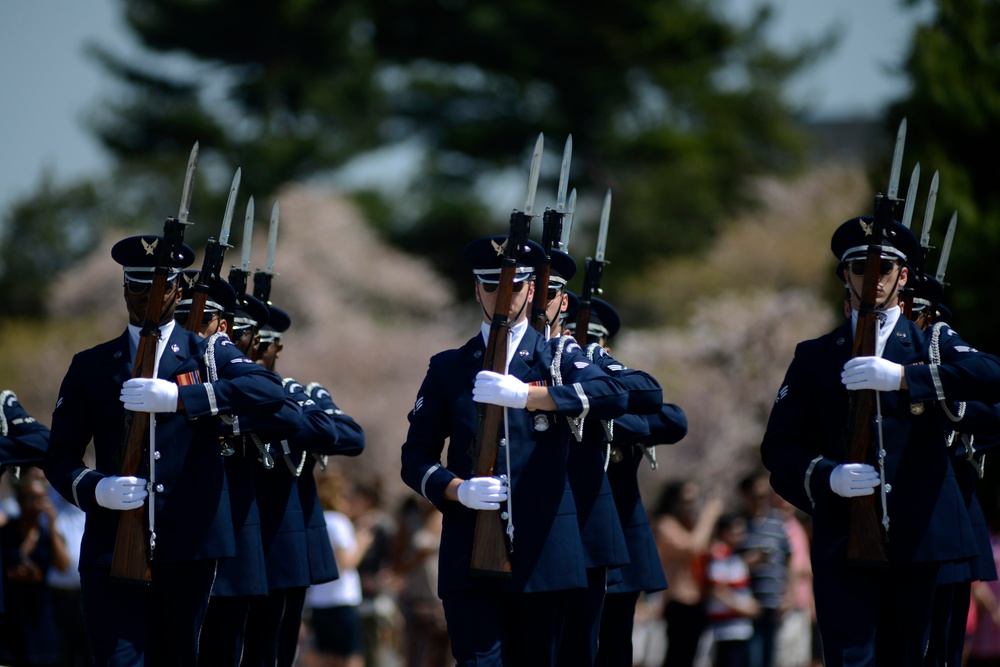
43, 327, 285, 569
401, 327, 628, 595
762, 317, 1000, 565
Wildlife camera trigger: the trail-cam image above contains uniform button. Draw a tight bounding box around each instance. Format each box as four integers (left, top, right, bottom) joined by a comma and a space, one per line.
154, 451, 161, 460
501, 512, 509, 520
884, 483, 892, 493
155, 484, 165, 492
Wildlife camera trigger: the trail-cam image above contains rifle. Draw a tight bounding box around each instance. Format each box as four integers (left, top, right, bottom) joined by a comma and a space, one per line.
184, 168, 240, 333
530, 135, 572, 334
252, 201, 280, 304
898, 163, 920, 318
469, 133, 543, 578
844, 119, 907, 564
112, 143, 199, 583
575, 189, 611, 347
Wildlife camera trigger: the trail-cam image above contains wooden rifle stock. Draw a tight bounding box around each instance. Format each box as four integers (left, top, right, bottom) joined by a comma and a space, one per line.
111, 218, 190, 583
469, 221, 531, 578
575, 257, 601, 347
530, 208, 563, 334
845, 196, 892, 564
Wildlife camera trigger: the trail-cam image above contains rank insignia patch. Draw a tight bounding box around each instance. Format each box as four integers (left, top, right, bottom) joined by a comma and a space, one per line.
775, 385, 789, 403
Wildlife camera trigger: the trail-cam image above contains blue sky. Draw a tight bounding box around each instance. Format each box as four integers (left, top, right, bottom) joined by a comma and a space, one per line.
0, 0, 933, 209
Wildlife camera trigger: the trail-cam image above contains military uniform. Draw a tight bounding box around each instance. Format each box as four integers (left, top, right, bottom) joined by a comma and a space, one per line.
761, 218, 1000, 666
400, 236, 629, 667
240, 305, 366, 667
556, 295, 669, 667
43, 235, 287, 667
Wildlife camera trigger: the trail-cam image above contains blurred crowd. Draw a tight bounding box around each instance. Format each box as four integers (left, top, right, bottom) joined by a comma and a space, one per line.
5, 464, 1000, 667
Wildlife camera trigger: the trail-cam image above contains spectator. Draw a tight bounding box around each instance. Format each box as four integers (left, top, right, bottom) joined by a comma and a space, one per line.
737, 471, 791, 667
305, 471, 370, 667
0, 467, 69, 666
654, 480, 723, 667
394, 500, 449, 667
46, 490, 91, 667
705, 513, 760, 667
349, 477, 399, 667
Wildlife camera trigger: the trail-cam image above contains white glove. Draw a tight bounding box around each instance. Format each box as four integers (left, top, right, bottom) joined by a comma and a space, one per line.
457, 476, 508, 511
829, 463, 880, 498
841, 357, 903, 392
472, 371, 529, 409
120, 378, 179, 413
95, 475, 149, 510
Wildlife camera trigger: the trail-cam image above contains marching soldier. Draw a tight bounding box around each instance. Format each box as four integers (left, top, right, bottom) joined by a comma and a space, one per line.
761, 217, 1000, 665
561, 295, 688, 667
42, 235, 287, 666
400, 235, 629, 666
198, 290, 303, 667
242, 304, 366, 667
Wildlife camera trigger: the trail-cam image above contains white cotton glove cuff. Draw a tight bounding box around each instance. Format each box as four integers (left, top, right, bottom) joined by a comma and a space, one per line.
472, 371, 529, 409
95, 475, 149, 510
829, 463, 880, 498
120, 378, 179, 413
457, 476, 508, 511
841, 357, 903, 392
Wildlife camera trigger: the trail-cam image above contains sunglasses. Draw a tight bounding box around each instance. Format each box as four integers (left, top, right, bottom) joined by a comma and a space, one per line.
478, 280, 527, 294
176, 311, 219, 328
125, 278, 178, 295
848, 259, 899, 277
546, 287, 562, 301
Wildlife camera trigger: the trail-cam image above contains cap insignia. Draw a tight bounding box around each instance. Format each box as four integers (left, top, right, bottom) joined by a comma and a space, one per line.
860, 219, 873, 236
491, 239, 507, 256
142, 238, 159, 255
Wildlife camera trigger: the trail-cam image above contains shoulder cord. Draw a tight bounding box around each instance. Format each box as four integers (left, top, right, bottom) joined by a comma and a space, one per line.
874, 392, 890, 535
206, 333, 236, 457
584, 343, 615, 472
929, 322, 966, 426
278, 378, 305, 476
551, 335, 584, 442
302, 382, 330, 472
146, 332, 171, 556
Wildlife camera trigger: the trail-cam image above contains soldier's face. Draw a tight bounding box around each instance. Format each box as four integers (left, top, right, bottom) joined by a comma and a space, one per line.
124, 280, 180, 327
545, 287, 568, 335
256, 339, 282, 371
475, 279, 534, 325
844, 260, 908, 311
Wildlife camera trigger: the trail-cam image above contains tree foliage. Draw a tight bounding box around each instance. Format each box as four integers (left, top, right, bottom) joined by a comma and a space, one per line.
887, 0, 1000, 349
86, 0, 820, 286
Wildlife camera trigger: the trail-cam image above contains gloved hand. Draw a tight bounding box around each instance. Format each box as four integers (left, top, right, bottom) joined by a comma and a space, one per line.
95, 476, 149, 510
829, 463, 880, 498
841, 357, 903, 392
120, 378, 179, 413
472, 371, 529, 409
457, 476, 508, 511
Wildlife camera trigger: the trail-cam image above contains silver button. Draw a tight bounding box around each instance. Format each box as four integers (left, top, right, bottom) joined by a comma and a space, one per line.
155, 484, 164, 492
154, 451, 161, 460
884, 483, 892, 493
501, 511, 509, 520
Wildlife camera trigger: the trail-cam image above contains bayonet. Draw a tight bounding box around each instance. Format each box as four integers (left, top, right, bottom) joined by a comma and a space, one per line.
560, 189, 577, 253
595, 189, 611, 264
177, 142, 199, 225
219, 168, 241, 247
241, 197, 254, 273
555, 135, 572, 213
887, 118, 906, 200
523, 133, 544, 217
901, 163, 920, 229
936, 211, 957, 284
919, 170, 939, 250
265, 201, 279, 275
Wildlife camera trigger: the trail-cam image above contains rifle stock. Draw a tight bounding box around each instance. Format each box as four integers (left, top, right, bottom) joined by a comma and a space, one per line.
184, 239, 227, 333
530, 208, 563, 334
111, 217, 191, 583
575, 257, 602, 347
844, 194, 893, 565
469, 214, 532, 578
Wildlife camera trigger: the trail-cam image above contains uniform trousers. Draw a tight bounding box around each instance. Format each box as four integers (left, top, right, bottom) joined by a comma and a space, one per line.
442, 588, 574, 667
557, 566, 607, 667
813, 559, 940, 667
595, 591, 641, 667
242, 586, 308, 667
925, 580, 973, 667
198, 594, 254, 666
80, 559, 217, 667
